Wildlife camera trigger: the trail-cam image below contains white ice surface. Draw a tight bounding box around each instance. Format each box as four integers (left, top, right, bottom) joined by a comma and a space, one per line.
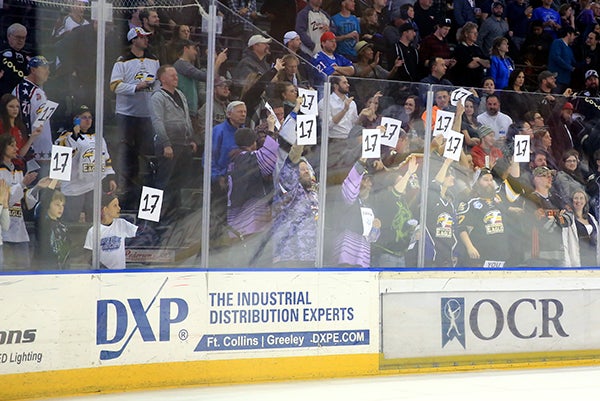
43, 366, 600, 401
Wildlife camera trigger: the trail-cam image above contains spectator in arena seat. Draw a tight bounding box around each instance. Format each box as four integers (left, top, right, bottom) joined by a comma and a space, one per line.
174, 40, 228, 135
0, 93, 41, 169
12, 56, 53, 175
521, 20, 554, 66
531, 0, 562, 38
420, 57, 453, 86
84, 193, 138, 270
198, 76, 232, 137
470, 125, 504, 169
151, 65, 198, 222
548, 26, 578, 93
573, 31, 600, 89
52, 0, 89, 38
388, 23, 419, 82
523, 166, 571, 265
275, 53, 310, 88
353, 40, 400, 80
139, 9, 165, 62
499, 69, 529, 121
232, 35, 272, 85
0, 134, 44, 270
400, 95, 426, 139
35, 188, 70, 270
573, 69, 600, 121
162, 24, 192, 65
532, 127, 559, 170
413, 0, 437, 39
54, 105, 116, 223
477, 2, 510, 57
109, 27, 159, 211
454, 0, 480, 27
457, 167, 512, 267
331, 0, 361, 61
226, 124, 279, 267
460, 97, 482, 150
454, 22, 490, 88
283, 31, 315, 86
212, 100, 247, 190
489, 37, 515, 90
0, 23, 29, 97
296, 0, 331, 56
418, 18, 456, 76
476, 94, 513, 142
547, 101, 585, 162
506, 0, 532, 51
553, 149, 589, 208
312, 31, 355, 80
524, 110, 546, 130
271, 142, 319, 267
330, 159, 382, 267
274, 81, 302, 119
318, 75, 358, 140
563, 189, 600, 266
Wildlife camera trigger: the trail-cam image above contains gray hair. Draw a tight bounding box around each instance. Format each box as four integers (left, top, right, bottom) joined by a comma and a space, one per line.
226, 101, 245, 113
7, 23, 27, 37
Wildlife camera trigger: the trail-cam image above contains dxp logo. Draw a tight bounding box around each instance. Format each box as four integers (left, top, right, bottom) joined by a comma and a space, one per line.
96, 278, 188, 360
441, 298, 465, 348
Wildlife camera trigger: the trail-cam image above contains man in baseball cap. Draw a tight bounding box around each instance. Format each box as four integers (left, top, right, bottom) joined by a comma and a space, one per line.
311, 31, 354, 79
126, 26, 151, 42
232, 35, 272, 82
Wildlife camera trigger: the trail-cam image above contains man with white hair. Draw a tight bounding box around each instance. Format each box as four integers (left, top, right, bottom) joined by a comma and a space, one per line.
0, 23, 29, 96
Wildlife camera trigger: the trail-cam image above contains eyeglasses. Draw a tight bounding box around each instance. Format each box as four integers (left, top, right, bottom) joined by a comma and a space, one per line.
565, 159, 578, 163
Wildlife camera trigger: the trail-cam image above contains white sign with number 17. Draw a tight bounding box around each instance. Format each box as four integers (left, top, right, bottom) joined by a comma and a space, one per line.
138, 186, 164, 222
443, 130, 464, 161
298, 88, 318, 115
513, 135, 530, 162
362, 129, 381, 159
296, 114, 317, 145
379, 117, 402, 148
49, 145, 73, 181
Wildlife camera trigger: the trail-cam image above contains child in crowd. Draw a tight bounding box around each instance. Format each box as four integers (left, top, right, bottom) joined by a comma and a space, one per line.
35, 187, 70, 269
84, 193, 138, 270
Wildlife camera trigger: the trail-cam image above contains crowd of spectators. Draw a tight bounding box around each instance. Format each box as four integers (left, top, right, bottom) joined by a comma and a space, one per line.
4, 0, 600, 269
